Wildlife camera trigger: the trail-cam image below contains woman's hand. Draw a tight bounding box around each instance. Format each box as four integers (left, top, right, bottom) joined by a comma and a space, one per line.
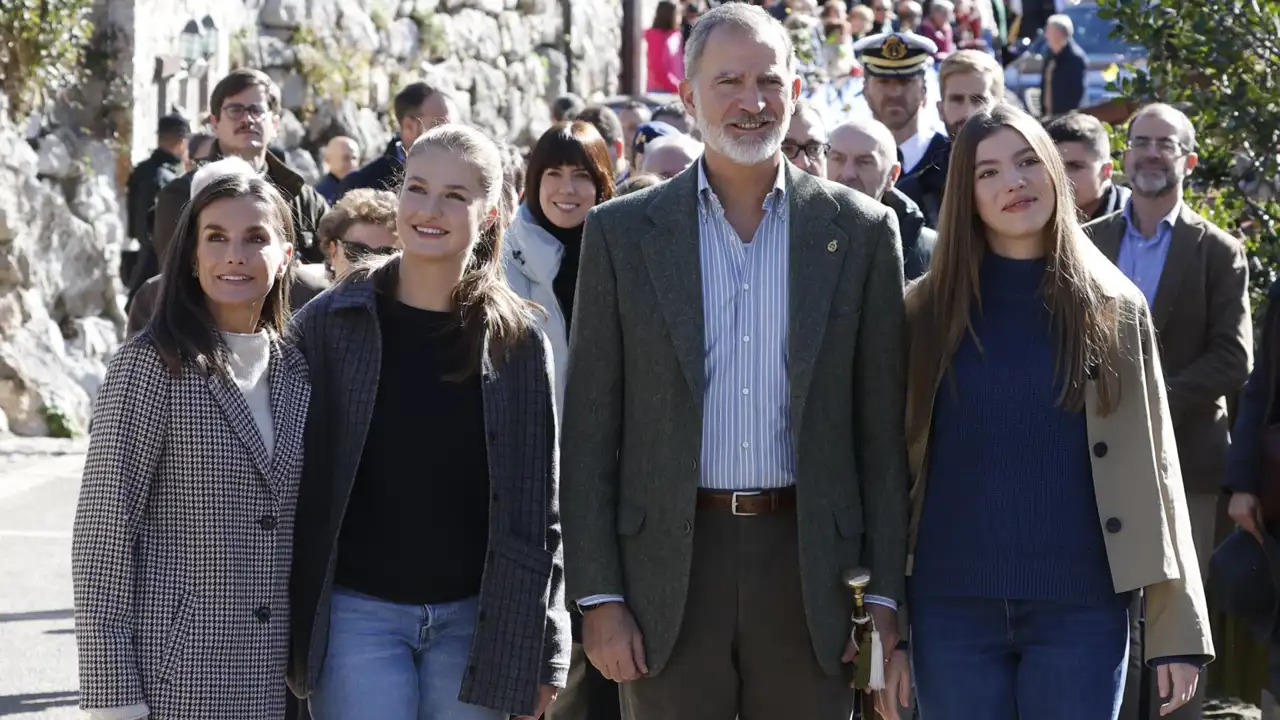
872, 649, 912, 720
1228, 492, 1265, 544
1157, 663, 1199, 716
516, 685, 559, 720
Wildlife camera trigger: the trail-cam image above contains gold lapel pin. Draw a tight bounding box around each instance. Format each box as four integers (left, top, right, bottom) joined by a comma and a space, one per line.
827, 240, 839, 253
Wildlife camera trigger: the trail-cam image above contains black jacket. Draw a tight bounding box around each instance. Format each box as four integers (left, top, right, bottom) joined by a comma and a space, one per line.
883, 187, 937, 282
336, 138, 404, 200
1088, 183, 1132, 223
1043, 40, 1088, 117
126, 148, 183, 244
895, 132, 949, 230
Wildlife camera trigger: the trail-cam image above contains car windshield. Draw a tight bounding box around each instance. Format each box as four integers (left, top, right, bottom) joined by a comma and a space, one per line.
1062, 5, 1146, 56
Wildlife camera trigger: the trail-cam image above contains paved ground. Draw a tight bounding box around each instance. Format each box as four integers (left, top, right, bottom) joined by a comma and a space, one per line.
0, 437, 87, 718
0, 436, 1265, 719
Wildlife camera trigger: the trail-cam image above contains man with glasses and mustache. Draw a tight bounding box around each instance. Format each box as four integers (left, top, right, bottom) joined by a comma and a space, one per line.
150, 69, 330, 269
854, 32, 949, 229
1085, 103, 1252, 720
338, 82, 457, 199
561, 4, 909, 719
782, 99, 830, 178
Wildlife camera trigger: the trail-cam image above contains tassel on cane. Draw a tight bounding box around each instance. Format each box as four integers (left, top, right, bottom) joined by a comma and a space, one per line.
842, 568, 886, 692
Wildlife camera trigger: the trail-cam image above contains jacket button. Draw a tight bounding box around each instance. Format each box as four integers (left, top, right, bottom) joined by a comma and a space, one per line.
1105, 517, 1122, 534
254, 606, 272, 623
682, 520, 692, 535
259, 515, 277, 531
1092, 442, 1108, 458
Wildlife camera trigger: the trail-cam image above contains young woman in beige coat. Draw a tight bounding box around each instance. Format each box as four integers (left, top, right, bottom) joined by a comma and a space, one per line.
883, 103, 1212, 720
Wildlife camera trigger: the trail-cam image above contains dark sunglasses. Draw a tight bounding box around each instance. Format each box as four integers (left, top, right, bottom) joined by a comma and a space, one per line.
340, 239, 399, 261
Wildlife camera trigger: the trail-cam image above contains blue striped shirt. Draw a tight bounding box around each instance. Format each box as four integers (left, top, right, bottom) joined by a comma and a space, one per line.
1118, 200, 1180, 307
696, 160, 795, 491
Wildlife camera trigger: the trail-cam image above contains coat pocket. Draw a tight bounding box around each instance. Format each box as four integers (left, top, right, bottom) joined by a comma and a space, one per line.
158, 590, 198, 685
616, 501, 646, 537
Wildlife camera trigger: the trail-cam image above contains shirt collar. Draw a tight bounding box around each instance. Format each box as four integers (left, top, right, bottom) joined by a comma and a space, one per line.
696, 157, 788, 212
1123, 199, 1181, 239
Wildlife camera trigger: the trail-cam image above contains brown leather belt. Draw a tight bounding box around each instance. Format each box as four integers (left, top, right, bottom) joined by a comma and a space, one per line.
696, 486, 796, 516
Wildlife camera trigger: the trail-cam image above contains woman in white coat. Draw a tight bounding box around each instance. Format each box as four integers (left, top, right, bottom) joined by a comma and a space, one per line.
504, 121, 616, 410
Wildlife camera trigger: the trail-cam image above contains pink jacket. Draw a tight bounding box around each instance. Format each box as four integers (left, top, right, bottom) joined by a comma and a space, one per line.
645, 28, 684, 93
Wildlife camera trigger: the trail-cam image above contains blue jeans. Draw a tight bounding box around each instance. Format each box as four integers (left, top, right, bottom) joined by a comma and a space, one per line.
911, 596, 1129, 720
309, 587, 504, 720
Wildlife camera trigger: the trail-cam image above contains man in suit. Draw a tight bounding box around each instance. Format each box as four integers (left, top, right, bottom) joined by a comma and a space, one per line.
1040, 14, 1087, 120
560, 4, 910, 718
338, 82, 456, 200
1085, 103, 1252, 720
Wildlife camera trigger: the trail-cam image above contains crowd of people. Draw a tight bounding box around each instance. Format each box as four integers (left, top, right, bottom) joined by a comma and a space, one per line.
78, 1, 1279, 720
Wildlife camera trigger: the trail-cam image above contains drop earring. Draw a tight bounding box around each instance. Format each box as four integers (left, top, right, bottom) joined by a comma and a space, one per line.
190, 266, 198, 278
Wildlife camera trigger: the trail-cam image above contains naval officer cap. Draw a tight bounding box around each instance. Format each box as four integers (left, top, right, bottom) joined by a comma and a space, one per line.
852, 32, 938, 79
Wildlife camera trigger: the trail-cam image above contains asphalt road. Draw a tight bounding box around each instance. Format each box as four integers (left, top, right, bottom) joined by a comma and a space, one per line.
0, 438, 87, 719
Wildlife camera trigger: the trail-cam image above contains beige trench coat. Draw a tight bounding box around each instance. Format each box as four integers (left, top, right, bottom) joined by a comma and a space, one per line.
904, 254, 1214, 664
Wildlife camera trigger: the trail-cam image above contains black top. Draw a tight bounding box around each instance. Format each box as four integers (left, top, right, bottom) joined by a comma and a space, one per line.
334, 293, 490, 604
537, 213, 585, 333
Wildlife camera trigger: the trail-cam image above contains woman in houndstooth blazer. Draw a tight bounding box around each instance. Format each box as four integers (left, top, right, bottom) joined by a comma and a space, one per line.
287, 125, 570, 720
72, 161, 310, 720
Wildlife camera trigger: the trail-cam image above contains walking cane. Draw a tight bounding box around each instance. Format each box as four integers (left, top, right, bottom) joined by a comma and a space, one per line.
844, 568, 887, 718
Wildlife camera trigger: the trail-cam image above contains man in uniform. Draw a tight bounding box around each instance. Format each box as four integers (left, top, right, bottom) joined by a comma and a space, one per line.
853, 32, 949, 228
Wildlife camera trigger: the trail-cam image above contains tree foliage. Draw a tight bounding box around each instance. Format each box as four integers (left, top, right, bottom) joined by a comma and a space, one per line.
0, 0, 93, 118
1099, 0, 1280, 307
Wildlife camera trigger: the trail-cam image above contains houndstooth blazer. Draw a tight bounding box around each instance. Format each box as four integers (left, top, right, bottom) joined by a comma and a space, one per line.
72, 330, 310, 720
286, 261, 571, 717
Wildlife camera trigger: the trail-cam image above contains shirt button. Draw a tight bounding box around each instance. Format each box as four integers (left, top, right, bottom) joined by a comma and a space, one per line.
742, 283, 750, 291
741, 441, 750, 449
741, 388, 749, 395
742, 335, 750, 342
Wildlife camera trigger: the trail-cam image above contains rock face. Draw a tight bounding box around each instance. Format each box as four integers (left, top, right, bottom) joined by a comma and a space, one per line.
249, 0, 621, 160
0, 95, 124, 437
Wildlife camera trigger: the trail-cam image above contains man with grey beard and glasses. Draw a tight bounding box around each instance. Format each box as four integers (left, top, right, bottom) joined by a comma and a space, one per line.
559, 4, 910, 719
1085, 103, 1251, 720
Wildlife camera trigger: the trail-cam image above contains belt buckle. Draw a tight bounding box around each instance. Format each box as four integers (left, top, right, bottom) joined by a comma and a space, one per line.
731, 491, 761, 516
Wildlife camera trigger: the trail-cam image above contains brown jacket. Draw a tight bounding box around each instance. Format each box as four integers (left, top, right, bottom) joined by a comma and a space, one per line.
151, 143, 329, 265
126, 266, 331, 338
1084, 204, 1252, 494
905, 245, 1214, 664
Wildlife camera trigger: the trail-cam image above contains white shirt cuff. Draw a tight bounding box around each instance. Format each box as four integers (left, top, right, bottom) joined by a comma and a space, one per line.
88, 703, 149, 720
577, 594, 625, 610
865, 595, 897, 611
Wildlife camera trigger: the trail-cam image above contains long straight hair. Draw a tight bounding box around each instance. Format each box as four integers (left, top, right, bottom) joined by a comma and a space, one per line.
905, 103, 1121, 442
151, 173, 295, 378
353, 124, 538, 380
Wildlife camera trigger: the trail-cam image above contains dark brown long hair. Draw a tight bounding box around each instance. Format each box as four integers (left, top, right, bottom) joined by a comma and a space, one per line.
151, 172, 295, 378
524, 121, 617, 227
352, 124, 538, 379
905, 103, 1121, 442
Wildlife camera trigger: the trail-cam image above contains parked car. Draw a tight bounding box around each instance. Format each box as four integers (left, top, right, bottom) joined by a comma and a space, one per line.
1003, 3, 1147, 117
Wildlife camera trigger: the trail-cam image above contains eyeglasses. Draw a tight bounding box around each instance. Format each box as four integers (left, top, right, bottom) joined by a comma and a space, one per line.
221, 103, 271, 122
782, 141, 831, 161
340, 239, 399, 261
1130, 136, 1187, 157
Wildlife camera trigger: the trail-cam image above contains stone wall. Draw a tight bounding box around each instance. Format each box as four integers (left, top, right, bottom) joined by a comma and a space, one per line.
0, 94, 124, 437
99, 0, 622, 168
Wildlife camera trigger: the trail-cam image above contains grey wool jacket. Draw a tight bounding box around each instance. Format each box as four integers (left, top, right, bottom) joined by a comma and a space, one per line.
284, 259, 571, 716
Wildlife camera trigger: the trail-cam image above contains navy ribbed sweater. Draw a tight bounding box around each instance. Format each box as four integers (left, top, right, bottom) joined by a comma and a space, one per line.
910, 252, 1120, 606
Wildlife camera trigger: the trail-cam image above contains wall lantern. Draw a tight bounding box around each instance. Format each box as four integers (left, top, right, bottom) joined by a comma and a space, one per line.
200, 16, 219, 59
178, 20, 203, 66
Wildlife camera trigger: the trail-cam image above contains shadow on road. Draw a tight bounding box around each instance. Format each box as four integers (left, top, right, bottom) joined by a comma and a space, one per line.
0, 609, 72, 623
0, 691, 79, 715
